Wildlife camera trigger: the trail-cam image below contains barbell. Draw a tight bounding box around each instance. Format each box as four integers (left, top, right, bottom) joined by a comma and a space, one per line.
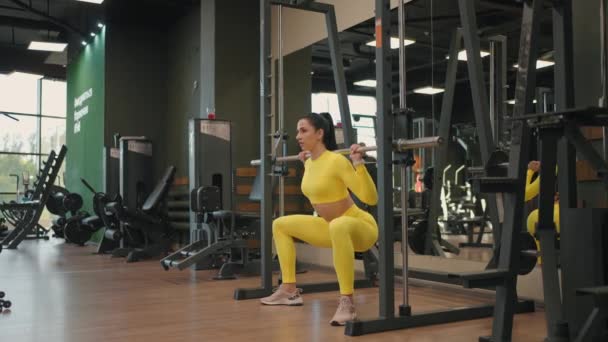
250, 136, 443, 166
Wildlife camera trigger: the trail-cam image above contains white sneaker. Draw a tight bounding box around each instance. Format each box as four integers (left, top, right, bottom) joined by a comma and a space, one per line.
330, 296, 356, 326
260, 288, 303, 306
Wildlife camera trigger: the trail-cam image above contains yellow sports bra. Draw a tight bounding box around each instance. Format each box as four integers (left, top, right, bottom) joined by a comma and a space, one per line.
301, 150, 378, 205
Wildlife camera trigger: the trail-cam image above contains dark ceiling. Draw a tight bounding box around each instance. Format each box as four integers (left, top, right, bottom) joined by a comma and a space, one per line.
0, 0, 101, 78
0, 0, 197, 79
1, 0, 556, 114
310, 0, 556, 113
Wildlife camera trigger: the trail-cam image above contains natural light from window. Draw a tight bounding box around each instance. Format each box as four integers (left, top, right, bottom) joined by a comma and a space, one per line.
311, 92, 377, 157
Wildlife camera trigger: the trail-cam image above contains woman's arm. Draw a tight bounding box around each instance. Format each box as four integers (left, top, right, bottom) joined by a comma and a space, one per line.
337, 155, 378, 205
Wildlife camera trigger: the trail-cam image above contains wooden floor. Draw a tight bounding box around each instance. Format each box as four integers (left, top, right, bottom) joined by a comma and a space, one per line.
0, 239, 547, 342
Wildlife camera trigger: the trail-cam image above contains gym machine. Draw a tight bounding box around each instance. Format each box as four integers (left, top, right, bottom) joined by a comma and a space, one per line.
235, 0, 383, 298
92, 144, 122, 254
342, 1, 534, 336
449, 1, 608, 341
46, 186, 87, 243
161, 119, 264, 278
99, 137, 177, 262
103, 137, 154, 257
0, 223, 9, 313
1, 146, 67, 249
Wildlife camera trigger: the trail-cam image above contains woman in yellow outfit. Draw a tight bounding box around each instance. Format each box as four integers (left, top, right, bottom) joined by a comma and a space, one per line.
260, 113, 378, 326
525, 160, 560, 263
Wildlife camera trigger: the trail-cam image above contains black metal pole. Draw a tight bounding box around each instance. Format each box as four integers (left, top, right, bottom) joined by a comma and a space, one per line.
375, 0, 394, 319
325, 5, 353, 146
425, 29, 461, 256
457, 0, 502, 264
487, 1, 544, 340
260, 0, 274, 295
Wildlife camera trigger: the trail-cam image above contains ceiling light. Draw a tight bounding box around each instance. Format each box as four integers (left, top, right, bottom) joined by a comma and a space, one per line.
353, 80, 376, 88
366, 37, 416, 49
81, 40, 88, 46
506, 99, 538, 104
75, 0, 105, 4
90, 32, 96, 37
9, 71, 44, 81
413, 86, 444, 95
535, 60, 555, 69
457, 50, 490, 61
97, 22, 104, 28
28, 41, 67, 52
445, 50, 491, 61
513, 60, 555, 69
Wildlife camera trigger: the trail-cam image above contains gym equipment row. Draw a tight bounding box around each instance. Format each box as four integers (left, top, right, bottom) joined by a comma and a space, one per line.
447, 1, 608, 341
73, 137, 177, 263
0, 242, 11, 313
1, 145, 67, 249
161, 119, 278, 279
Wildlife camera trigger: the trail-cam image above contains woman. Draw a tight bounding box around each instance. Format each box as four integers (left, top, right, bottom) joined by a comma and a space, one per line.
525, 160, 560, 264
260, 112, 378, 326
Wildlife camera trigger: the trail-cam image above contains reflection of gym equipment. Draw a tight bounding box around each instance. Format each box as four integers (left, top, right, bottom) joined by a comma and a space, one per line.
403, 164, 492, 254
439, 164, 492, 248
344, 2, 534, 336
448, 2, 608, 340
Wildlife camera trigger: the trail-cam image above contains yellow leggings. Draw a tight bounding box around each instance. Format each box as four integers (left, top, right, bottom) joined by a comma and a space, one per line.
526, 203, 560, 263
272, 204, 378, 295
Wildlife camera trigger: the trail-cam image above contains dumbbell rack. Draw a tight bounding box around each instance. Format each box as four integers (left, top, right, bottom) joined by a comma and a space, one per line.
0, 244, 12, 313
0, 291, 11, 313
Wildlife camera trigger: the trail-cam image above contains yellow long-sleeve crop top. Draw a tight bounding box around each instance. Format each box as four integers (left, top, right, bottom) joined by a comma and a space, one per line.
525, 167, 558, 202
301, 150, 378, 205
525, 169, 540, 202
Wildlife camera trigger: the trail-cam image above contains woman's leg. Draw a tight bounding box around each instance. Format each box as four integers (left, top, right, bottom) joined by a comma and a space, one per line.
272, 214, 332, 284
327, 209, 377, 296
327, 207, 377, 325
261, 215, 332, 306
526, 203, 560, 265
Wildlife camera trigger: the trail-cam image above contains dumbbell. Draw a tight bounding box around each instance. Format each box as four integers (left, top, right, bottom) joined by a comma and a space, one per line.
0, 300, 11, 313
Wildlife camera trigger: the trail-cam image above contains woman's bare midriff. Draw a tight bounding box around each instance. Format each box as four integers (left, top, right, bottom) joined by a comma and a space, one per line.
313, 196, 355, 222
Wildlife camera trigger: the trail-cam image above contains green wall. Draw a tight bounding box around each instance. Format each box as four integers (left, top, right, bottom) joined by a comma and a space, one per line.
66, 27, 106, 211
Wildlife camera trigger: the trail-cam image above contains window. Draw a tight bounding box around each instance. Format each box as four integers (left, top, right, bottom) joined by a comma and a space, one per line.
311, 92, 377, 157
0, 76, 67, 226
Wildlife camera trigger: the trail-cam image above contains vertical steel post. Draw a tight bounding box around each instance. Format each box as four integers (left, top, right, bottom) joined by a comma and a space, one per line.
375, 0, 394, 319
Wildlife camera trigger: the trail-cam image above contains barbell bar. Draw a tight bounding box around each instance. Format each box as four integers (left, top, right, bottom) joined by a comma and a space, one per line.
250, 136, 443, 166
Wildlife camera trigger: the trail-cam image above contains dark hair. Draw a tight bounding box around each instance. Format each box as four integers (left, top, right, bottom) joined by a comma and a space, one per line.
299, 112, 338, 151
